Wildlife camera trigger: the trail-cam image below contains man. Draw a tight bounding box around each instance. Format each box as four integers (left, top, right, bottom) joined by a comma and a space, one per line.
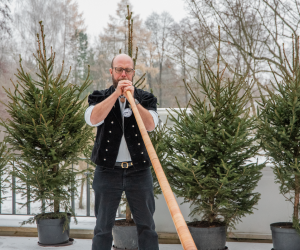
85, 54, 159, 250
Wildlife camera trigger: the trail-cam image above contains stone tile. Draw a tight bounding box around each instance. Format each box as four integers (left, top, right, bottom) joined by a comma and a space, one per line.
0, 236, 274, 250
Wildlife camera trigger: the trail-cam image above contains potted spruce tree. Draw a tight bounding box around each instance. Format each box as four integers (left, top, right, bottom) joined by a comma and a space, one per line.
164, 34, 264, 250
0, 22, 94, 245
257, 36, 300, 250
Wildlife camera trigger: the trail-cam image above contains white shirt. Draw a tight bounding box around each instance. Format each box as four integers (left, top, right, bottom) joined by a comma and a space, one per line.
85, 97, 158, 162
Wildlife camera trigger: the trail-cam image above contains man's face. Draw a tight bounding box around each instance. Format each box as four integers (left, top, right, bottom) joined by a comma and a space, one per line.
110, 55, 134, 88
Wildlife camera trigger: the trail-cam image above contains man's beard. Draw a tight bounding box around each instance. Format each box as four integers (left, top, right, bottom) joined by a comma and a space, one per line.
112, 74, 129, 88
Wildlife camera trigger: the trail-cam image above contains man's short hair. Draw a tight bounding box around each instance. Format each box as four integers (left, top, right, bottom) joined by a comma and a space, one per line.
111, 54, 134, 69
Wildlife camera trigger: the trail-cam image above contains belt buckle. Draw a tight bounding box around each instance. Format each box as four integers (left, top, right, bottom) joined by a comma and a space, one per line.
121, 162, 129, 168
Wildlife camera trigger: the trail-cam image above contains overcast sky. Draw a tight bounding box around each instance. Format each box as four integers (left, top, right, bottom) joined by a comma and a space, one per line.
76, 0, 188, 39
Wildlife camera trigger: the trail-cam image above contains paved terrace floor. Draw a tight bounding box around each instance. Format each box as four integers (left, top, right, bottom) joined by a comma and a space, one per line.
0, 237, 273, 250
0, 215, 274, 250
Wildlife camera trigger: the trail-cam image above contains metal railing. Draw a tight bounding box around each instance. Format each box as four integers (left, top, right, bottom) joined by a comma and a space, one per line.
0, 160, 123, 218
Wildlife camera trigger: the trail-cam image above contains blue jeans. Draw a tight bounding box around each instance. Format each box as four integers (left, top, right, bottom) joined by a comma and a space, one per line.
92, 166, 159, 250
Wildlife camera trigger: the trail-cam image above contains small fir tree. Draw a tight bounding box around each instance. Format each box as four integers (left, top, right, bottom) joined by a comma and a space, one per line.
0, 22, 94, 224
257, 36, 300, 234
164, 31, 264, 229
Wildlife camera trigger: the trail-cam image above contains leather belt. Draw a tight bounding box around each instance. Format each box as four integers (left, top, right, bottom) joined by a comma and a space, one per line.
114, 161, 133, 168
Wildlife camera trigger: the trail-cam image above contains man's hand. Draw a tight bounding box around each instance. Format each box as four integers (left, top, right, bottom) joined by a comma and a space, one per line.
90, 80, 132, 125
115, 80, 127, 96
118, 80, 134, 98
118, 81, 155, 131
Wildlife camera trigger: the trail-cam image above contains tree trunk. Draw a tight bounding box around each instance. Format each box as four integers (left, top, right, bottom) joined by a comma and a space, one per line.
147, 71, 152, 90
183, 60, 187, 105
182, 40, 188, 105
124, 21, 127, 54
126, 202, 132, 222
294, 175, 299, 221
208, 197, 215, 223
159, 62, 162, 106
79, 178, 84, 209
53, 165, 59, 213
197, 58, 201, 82
63, 1, 67, 62
249, 93, 256, 117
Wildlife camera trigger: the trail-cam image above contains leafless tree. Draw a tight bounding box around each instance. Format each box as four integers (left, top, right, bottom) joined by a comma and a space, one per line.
168, 18, 214, 105
184, 0, 300, 114
0, 0, 13, 86
13, 0, 85, 76
0, 0, 11, 35
145, 12, 174, 105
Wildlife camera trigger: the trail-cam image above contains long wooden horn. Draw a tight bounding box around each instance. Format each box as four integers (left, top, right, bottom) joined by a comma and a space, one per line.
126, 91, 197, 250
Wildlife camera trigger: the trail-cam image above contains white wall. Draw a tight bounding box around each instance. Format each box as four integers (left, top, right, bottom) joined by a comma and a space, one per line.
229, 165, 293, 238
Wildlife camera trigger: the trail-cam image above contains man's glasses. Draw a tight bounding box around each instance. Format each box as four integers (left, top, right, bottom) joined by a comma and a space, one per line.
113, 67, 134, 75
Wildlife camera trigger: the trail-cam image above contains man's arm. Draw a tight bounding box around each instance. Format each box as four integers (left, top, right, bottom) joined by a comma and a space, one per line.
85, 105, 104, 126
90, 91, 119, 125
136, 104, 155, 131
122, 82, 157, 131
90, 81, 132, 125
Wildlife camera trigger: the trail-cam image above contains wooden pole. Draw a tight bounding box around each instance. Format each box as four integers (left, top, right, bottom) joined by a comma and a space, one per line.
126, 91, 197, 250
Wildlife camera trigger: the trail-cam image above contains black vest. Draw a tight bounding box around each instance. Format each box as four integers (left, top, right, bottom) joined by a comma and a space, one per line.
88, 85, 157, 169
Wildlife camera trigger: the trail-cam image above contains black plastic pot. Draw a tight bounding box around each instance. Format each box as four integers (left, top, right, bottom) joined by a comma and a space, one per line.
112, 224, 138, 250
188, 224, 227, 250
271, 222, 300, 250
36, 214, 70, 245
